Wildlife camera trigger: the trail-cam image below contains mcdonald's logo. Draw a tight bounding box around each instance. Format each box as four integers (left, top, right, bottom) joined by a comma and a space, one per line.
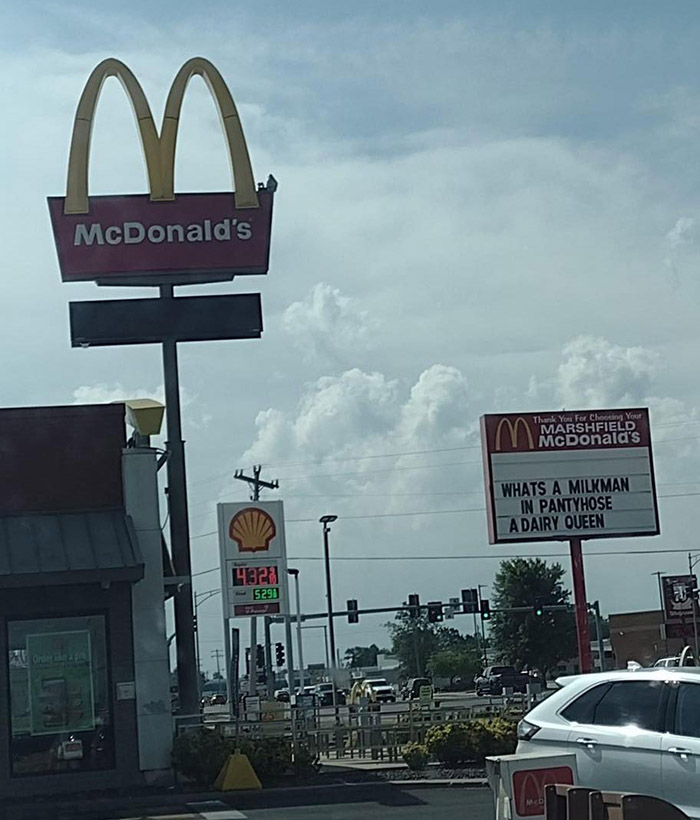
494, 416, 535, 451
48, 57, 274, 284
512, 766, 574, 817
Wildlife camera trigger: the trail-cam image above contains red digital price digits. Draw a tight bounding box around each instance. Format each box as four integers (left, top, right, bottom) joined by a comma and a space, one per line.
233, 565, 279, 586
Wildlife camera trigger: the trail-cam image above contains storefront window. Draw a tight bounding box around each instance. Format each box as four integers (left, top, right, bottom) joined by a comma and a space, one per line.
8, 615, 114, 776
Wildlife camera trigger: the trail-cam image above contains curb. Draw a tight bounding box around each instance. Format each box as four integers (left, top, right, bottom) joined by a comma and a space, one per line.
0, 778, 491, 819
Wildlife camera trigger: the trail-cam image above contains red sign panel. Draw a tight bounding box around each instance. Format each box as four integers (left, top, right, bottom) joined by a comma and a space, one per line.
481, 408, 652, 454
233, 603, 280, 616
48, 190, 273, 283
512, 766, 574, 817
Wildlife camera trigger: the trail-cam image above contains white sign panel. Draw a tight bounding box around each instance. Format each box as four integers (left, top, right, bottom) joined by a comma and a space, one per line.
481, 408, 660, 544
218, 500, 290, 618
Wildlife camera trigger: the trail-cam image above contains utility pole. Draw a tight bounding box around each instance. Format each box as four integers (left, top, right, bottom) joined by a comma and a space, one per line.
234, 464, 279, 501
233, 465, 279, 703
211, 648, 224, 678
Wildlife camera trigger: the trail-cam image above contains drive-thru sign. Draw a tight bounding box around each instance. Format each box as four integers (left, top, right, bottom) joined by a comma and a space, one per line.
481, 407, 659, 545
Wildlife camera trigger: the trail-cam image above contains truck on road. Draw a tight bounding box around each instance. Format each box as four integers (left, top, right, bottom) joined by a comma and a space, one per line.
474, 665, 529, 696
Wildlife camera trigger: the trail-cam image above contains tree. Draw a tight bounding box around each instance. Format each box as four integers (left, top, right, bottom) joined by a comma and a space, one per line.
427, 647, 481, 687
386, 609, 480, 679
490, 558, 577, 678
344, 644, 382, 668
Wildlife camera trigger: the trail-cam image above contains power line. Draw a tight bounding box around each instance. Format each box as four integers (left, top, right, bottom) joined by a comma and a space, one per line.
188, 488, 700, 541
190, 545, 700, 579
186, 420, 700, 490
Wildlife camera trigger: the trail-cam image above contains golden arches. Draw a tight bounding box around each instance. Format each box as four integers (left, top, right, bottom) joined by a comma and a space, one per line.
64, 56, 259, 215
494, 417, 535, 451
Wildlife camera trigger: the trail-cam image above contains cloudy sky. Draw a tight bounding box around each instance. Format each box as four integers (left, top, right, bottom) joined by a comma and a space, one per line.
4, 0, 700, 671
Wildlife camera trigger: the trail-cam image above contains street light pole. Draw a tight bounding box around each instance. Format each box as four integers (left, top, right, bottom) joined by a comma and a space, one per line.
320, 515, 338, 708
288, 568, 305, 691
194, 588, 221, 694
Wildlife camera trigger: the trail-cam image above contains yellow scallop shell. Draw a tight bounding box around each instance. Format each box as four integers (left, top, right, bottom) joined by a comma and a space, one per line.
229, 507, 276, 552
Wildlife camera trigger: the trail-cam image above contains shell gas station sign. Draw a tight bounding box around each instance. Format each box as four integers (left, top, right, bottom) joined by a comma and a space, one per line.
218, 501, 290, 618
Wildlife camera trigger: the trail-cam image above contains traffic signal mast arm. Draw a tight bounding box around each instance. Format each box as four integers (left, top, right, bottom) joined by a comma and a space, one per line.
268, 602, 572, 624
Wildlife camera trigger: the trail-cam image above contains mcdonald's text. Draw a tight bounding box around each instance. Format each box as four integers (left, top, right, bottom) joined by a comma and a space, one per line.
481, 408, 659, 544
48, 191, 273, 282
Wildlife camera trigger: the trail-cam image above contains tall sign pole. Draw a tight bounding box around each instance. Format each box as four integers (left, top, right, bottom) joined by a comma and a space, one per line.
49, 57, 276, 717
569, 537, 592, 673
161, 286, 198, 711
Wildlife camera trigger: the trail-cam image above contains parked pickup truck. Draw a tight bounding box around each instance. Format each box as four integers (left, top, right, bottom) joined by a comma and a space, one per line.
474, 665, 529, 696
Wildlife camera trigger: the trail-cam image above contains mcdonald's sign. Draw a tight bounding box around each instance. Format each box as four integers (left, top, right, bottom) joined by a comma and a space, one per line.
494, 416, 534, 451
512, 766, 574, 817
481, 408, 659, 544
48, 57, 274, 284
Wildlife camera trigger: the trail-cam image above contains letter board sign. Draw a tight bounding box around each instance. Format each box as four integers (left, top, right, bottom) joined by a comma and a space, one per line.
481, 408, 660, 544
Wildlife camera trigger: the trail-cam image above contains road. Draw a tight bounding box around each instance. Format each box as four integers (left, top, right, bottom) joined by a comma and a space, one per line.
101, 785, 494, 820
203, 689, 523, 725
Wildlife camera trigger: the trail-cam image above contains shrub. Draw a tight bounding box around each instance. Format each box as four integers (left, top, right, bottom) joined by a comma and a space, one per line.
171, 728, 230, 787
424, 723, 471, 765
424, 718, 517, 766
402, 742, 429, 771
172, 730, 300, 787
237, 736, 292, 780
292, 741, 322, 777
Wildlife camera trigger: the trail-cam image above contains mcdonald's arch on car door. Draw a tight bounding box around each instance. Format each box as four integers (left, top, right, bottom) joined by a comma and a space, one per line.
47, 57, 273, 284
480, 408, 660, 544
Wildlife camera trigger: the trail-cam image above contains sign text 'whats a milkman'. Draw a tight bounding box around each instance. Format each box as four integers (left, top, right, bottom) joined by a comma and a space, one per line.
481, 408, 660, 544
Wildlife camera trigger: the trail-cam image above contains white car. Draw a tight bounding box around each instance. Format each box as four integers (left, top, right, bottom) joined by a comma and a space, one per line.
363, 678, 396, 703
517, 668, 700, 819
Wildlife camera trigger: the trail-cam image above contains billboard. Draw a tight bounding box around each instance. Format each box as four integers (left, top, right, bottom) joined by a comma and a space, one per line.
218, 500, 290, 618
481, 408, 659, 544
48, 57, 273, 284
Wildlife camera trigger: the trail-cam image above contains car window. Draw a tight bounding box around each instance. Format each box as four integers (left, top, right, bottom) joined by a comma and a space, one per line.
675, 683, 700, 738
561, 683, 611, 723
591, 681, 664, 731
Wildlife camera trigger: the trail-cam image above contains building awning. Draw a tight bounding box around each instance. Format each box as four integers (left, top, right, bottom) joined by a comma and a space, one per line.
0, 511, 144, 588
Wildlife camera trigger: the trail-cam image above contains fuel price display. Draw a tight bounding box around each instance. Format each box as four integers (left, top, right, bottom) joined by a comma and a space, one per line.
232, 565, 279, 587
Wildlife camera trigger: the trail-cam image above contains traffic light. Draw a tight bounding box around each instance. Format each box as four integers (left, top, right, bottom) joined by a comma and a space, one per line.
347, 599, 359, 623
192, 614, 198, 632
408, 593, 420, 618
427, 601, 443, 623
461, 588, 478, 614
256, 644, 264, 668
480, 599, 491, 621
534, 597, 544, 617
275, 642, 285, 667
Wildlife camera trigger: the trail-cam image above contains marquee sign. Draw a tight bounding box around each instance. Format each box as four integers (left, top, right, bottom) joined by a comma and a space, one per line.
48, 57, 274, 284
481, 408, 660, 544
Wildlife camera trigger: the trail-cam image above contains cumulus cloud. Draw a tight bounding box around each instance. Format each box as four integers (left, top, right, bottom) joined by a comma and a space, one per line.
282, 283, 372, 365
555, 336, 658, 409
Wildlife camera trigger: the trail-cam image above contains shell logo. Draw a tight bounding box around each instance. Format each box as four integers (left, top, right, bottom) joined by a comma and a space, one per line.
229, 507, 276, 553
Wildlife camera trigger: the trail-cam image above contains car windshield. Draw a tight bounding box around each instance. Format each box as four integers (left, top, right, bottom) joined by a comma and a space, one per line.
7, 2, 695, 817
